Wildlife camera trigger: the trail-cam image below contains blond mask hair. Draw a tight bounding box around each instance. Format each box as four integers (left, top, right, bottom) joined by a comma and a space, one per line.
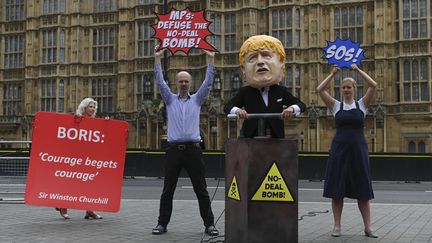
239, 35, 286, 88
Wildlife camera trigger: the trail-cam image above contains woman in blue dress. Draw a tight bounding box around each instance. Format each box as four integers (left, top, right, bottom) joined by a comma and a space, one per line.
316, 64, 378, 238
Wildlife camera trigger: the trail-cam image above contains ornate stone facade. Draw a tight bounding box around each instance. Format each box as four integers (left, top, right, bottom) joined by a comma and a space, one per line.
0, 0, 431, 152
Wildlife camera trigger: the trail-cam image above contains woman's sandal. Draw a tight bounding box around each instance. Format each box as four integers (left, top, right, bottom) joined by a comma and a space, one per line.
364, 230, 378, 238
84, 211, 103, 220
331, 228, 341, 237
55, 208, 70, 219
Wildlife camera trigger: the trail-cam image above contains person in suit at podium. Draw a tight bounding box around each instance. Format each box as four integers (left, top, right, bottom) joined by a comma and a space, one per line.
151, 46, 219, 236
224, 35, 306, 138
317, 64, 378, 238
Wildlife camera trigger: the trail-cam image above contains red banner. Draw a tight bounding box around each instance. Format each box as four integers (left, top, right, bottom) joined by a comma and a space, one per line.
25, 112, 128, 212
153, 8, 217, 54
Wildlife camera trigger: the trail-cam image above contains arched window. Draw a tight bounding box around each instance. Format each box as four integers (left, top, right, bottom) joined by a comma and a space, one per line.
60, 0, 66, 13
418, 141, 426, 153
279, 10, 285, 28
285, 66, 293, 88
58, 80, 64, 112
144, 77, 152, 93
356, 7, 363, 25
334, 8, 340, 27
402, 0, 428, 39
341, 8, 348, 27
295, 66, 301, 98
213, 74, 221, 91
408, 141, 416, 153
420, 59, 427, 80
59, 30, 65, 63
190, 72, 200, 92
59, 80, 64, 97
411, 0, 418, 18
272, 11, 277, 29
403, 61, 410, 81
295, 8, 301, 47
284, 65, 302, 98
412, 60, 418, 80
224, 14, 236, 51
209, 14, 221, 50
420, 0, 426, 16
402, 58, 429, 102
271, 8, 294, 48
232, 74, 240, 90
349, 7, 356, 26
92, 78, 114, 113
403, 0, 410, 18
420, 59, 428, 100
334, 6, 363, 43
137, 21, 155, 57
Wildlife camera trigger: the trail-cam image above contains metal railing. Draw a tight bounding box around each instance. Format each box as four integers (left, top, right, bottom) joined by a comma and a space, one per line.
0, 140, 31, 176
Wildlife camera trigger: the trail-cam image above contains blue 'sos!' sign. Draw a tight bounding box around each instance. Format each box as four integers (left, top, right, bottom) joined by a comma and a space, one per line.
322, 38, 365, 68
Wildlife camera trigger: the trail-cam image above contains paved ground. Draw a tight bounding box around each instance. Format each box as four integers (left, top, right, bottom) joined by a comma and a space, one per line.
1, 199, 432, 242
1, 177, 432, 242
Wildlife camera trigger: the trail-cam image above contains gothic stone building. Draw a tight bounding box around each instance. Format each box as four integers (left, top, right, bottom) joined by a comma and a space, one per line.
0, 0, 431, 152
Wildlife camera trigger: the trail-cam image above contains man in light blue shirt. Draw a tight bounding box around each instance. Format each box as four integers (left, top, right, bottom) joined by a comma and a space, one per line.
152, 46, 219, 237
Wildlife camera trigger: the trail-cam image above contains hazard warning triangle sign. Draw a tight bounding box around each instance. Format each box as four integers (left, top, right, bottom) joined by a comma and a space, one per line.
251, 162, 294, 202
227, 176, 240, 201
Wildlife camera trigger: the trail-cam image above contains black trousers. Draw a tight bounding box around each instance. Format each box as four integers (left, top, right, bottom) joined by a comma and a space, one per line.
157, 143, 215, 227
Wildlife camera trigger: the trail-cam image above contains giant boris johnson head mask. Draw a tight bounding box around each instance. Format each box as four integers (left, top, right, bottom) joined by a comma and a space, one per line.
239, 35, 286, 89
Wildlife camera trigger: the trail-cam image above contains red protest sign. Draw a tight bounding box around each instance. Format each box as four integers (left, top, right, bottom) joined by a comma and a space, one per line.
25, 112, 128, 212
153, 7, 217, 54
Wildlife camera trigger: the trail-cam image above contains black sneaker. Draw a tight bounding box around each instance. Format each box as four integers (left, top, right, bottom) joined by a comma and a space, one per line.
152, 224, 167, 235
205, 225, 219, 236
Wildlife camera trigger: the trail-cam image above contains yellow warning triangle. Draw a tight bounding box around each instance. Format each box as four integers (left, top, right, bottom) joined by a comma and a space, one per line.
227, 176, 240, 201
251, 162, 294, 202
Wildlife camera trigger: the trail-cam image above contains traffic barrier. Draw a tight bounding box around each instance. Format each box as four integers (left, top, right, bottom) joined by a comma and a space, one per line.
1, 149, 431, 181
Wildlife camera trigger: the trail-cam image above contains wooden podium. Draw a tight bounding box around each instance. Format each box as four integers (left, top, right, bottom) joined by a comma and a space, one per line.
225, 138, 298, 243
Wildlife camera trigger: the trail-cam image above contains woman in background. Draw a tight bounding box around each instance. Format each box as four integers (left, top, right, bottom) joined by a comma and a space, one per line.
55, 98, 103, 220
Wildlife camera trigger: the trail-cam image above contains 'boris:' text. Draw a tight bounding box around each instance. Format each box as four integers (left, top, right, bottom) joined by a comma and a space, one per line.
57, 127, 105, 143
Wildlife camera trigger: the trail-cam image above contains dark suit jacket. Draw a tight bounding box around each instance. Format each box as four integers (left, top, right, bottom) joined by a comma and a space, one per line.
224, 85, 306, 138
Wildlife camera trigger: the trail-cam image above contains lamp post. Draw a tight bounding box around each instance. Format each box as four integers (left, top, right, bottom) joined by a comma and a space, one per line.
232, 74, 240, 90
299, 131, 304, 151
144, 75, 152, 99
213, 74, 221, 97
211, 125, 217, 150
